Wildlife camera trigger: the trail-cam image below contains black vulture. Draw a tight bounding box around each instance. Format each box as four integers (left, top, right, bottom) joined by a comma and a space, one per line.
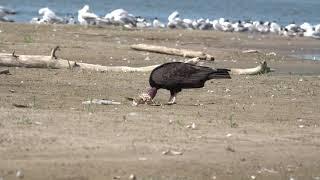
147, 62, 231, 104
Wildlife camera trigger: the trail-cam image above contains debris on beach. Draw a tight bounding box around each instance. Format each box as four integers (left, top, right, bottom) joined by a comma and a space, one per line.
131, 43, 215, 61
257, 167, 279, 174
34, 121, 42, 125
266, 52, 277, 56
82, 99, 121, 105
225, 145, 236, 152
250, 175, 256, 179
16, 170, 24, 178
242, 49, 260, 54
144, 56, 150, 61
129, 174, 136, 180
186, 122, 197, 129
138, 157, 147, 161
12, 103, 31, 108
162, 149, 183, 156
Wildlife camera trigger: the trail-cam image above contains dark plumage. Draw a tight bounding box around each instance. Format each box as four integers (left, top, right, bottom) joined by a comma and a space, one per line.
147, 62, 231, 104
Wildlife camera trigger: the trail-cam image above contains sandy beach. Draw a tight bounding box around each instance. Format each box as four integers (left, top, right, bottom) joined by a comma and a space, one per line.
0, 23, 320, 179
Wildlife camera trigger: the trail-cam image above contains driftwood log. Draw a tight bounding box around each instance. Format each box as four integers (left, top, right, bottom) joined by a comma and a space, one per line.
131, 44, 215, 61
0, 47, 159, 72
230, 61, 272, 75
0, 47, 271, 75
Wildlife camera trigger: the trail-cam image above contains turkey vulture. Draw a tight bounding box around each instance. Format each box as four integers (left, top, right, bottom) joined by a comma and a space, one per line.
147, 62, 231, 104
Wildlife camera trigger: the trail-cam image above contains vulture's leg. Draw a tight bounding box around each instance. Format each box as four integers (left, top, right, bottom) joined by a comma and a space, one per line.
167, 90, 178, 105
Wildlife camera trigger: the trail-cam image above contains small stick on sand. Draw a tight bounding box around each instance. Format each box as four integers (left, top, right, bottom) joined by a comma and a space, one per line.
242, 49, 260, 54
12, 50, 19, 58
12, 103, 30, 108
50, 46, 60, 59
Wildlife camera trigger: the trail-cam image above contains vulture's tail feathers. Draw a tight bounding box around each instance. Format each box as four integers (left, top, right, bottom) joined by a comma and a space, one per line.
208, 68, 231, 79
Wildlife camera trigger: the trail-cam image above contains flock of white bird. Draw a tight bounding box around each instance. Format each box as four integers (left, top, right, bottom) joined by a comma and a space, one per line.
1, 5, 320, 39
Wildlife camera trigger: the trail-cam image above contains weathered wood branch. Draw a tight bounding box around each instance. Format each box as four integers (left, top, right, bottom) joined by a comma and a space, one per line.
131, 44, 215, 61
230, 61, 272, 75
0, 50, 159, 72
0, 49, 272, 75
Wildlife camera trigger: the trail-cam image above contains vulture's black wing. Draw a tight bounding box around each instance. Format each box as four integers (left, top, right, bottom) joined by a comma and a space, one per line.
150, 62, 227, 89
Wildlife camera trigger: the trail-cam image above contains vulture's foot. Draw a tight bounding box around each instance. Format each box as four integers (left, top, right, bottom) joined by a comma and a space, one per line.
167, 94, 177, 105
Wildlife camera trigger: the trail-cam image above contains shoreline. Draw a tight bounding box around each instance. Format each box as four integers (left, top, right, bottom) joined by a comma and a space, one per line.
1, 22, 319, 73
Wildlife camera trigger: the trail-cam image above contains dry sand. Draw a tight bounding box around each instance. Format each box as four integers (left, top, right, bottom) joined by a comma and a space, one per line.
0, 23, 320, 180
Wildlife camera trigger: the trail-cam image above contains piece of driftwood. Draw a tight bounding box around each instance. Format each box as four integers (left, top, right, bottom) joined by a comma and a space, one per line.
162, 150, 183, 156
0, 47, 272, 75
131, 44, 215, 61
242, 49, 260, 53
0, 47, 159, 72
230, 61, 272, 75
12, 103, 30, 108
82, 99, 121, 105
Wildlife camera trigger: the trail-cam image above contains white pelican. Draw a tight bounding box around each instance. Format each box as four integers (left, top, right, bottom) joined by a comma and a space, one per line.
78, 5, 100, 25
219, 18, 233, 32
168, 11, 179, 22
300, 22, 312, 31
285, 22, 300, 32
167, 19, 184, 29
232, 20, 248, 32
153, 17, 165, 28
303, 27, 320, 39
211, 19, 222, 31
270, 21, 281, 34
256, 21, 270, 33
104, 9, 128, 20
198, 18, 212, 30
282, 28, 296, 37
243, 21, 255, 32
182, 18, 194, 29
315, 24, 320, 33
105, 9, 136, 26
38, 7, 63, 24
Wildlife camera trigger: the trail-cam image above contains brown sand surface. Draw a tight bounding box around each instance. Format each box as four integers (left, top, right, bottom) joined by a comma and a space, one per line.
0, 23, 320, 180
